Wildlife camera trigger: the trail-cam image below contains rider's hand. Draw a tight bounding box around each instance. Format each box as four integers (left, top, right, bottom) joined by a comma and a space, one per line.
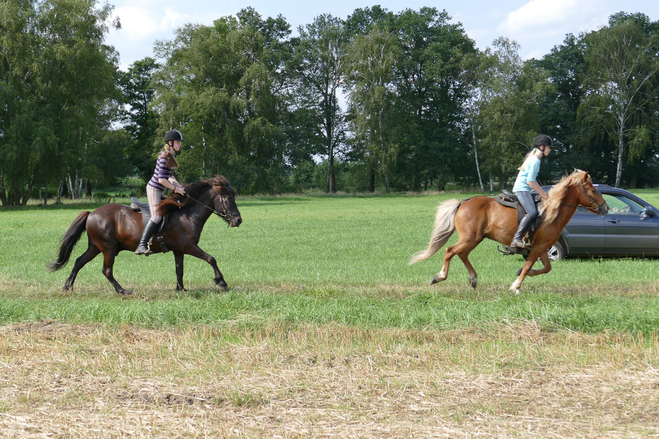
175, 187, 184, 195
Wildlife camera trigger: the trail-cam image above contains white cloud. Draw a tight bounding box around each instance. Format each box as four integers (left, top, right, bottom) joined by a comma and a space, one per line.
111, 6, 190, 42
494, 0, 613, 59
498, 0, 608, 37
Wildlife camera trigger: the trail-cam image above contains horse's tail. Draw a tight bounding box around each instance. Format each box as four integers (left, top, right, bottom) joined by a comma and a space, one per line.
49, 211, 90, 272
409, 199, 461, 264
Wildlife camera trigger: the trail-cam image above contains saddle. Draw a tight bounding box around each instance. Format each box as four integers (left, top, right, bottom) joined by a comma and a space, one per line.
495, 190, 544, 239
129, 197, 169, 252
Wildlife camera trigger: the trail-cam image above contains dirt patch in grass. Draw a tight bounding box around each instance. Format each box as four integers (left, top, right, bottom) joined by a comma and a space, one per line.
1, 321, 658, 438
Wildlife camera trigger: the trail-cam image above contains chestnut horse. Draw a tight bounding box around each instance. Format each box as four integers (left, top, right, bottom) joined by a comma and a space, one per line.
50, 176, 242, 295
410, 170, 608, 294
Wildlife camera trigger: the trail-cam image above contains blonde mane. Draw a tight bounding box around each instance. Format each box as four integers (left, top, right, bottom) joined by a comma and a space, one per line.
538, 170, 590, 228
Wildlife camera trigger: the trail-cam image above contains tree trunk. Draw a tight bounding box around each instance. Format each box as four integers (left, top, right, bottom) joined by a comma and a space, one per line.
471, 126, 484, 192
67, 174, 75, 199
615, 115, 625, 188
21, 181, 34, 206
326, 152, 336, 193
0, 173, 6, 206
13, 185, 20, 206
57, 180, 63, 204
369, 168, 375, 193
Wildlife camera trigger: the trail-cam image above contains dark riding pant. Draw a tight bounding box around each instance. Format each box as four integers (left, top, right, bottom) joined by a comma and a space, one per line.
515, 190, 538, 219
511, 190, 537, 248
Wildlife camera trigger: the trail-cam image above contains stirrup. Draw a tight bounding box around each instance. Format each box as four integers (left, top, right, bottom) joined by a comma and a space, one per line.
135, 243, 152, 256
510, 239, 531, 250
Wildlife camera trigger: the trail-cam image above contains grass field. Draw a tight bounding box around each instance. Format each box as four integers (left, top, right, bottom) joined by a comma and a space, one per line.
1, 191, 659, 437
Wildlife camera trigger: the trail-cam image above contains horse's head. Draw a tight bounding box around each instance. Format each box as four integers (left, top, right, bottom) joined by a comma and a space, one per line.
574, 171, 608, 216
210, 176, 242, 227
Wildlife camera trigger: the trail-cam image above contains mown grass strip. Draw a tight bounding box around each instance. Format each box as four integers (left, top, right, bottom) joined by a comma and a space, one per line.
2, 290, 659, 335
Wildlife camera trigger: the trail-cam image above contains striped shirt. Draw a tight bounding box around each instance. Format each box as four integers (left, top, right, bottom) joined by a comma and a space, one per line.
148, 152, 175, 190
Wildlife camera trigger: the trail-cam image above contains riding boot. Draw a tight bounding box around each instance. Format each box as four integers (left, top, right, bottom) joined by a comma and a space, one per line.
135, 220, 159, 256
510, 214, 534, 250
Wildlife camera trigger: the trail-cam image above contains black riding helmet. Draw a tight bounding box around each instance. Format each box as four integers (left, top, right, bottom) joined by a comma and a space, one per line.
533, 134, 552, 152
164, 129, 184, 143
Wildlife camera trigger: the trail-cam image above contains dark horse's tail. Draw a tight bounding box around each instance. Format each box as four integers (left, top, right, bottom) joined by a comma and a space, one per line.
49, 211, 90, 272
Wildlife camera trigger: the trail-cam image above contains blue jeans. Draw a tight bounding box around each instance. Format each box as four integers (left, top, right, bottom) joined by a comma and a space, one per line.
514, 190, 538, 219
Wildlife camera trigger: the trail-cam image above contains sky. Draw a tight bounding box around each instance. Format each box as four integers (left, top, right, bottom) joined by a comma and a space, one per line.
105, 0, 659, 71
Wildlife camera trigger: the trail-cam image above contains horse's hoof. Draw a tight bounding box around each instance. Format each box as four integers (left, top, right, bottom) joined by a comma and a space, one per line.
217, 284, 228, 292
118, 289, 133, 296
469, 278, 478, 289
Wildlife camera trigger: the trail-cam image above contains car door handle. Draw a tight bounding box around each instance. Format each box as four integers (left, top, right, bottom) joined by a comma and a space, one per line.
606, 218, 619, 224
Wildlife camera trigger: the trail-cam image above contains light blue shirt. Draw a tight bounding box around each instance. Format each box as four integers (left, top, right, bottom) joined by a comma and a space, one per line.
512, 154, 541, 192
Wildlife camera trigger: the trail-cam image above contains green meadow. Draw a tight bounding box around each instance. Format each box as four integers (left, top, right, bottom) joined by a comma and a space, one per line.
1, 192, 659, 437
2, 192, 659, 333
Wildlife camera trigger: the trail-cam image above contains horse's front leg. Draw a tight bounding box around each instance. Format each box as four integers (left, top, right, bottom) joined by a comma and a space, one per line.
509, 248, 551, 295
187, 245, 228, 291
525, 251, 552, 277
174, 250, 186, 291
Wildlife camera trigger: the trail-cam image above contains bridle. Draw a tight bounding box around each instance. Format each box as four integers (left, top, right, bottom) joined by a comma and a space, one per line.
561, 183, 607, 213
181, 191, 235, 224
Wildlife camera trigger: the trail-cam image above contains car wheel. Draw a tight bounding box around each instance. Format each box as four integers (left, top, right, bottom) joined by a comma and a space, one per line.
547, 241, 565, 261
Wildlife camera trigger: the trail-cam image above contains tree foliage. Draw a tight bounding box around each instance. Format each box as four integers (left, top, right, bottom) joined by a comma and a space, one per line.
0, 0, 120, 205
3, 6, 659, 204
578, 12, 659, 187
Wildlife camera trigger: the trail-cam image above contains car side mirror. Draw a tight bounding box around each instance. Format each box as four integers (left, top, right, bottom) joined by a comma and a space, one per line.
640, 206, 657, 220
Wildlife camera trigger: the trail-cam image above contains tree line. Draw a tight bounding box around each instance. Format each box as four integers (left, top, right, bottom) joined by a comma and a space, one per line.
2, 1, 659, 205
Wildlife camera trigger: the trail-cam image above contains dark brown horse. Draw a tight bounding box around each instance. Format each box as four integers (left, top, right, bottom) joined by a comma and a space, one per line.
410, 170, 608, 294
50, 176, 242, 295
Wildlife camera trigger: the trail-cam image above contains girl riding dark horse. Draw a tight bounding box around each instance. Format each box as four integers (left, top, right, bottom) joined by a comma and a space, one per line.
50, 176, 242, 295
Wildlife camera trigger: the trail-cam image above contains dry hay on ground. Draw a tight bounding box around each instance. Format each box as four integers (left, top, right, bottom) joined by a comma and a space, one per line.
1, 321, 658, 438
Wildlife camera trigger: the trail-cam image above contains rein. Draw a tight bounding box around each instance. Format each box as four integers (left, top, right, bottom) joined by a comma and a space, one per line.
181, 192, 234, 224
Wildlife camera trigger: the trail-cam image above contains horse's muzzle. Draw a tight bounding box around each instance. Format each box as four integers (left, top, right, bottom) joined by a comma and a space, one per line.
230, 216, 242, 227
598, 202, 609, 216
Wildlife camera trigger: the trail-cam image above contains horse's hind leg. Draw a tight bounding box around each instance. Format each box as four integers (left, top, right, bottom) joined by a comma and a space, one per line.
101, 250, 132, 296
458, 252, 478, 289
432, 238, 480, 287
63, 240, 101, 291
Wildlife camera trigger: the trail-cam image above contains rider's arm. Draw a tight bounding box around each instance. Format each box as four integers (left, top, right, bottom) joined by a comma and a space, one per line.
158, 178, 184, 194
528, 180, 549, 199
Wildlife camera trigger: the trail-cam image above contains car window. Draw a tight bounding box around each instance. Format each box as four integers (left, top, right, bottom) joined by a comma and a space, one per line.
603, 194, 644, 215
